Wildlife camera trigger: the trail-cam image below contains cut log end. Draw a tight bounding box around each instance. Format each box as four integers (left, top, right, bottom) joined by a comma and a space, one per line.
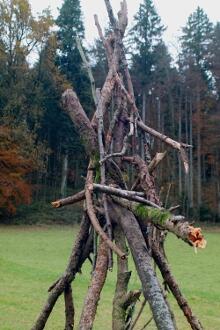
188, 226, 207, 249
51, 201, 61, 208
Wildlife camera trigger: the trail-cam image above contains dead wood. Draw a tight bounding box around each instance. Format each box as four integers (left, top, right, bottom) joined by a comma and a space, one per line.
33, 1, 206, 329
152, 243, 204, 330
112, 225, 141, 330
79, 240, 108, 330
64, 284, 74, 330
62, 89, 97, 157
109, 202, 175, 330
114, 197, 206, 248
31, 215, 90, 330
52, 190, 85, 208
85, 169, 126, 259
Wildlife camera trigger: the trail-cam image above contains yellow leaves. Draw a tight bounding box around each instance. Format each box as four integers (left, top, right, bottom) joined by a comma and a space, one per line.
188, 226, 207, 249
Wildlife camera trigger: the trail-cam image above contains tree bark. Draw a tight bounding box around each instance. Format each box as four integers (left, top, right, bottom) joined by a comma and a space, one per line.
64, 284, 74, 330
110, 202, 175, 330
79, 240, 108, 330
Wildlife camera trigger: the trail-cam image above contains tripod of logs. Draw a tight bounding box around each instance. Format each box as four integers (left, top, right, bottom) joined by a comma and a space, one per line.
32, 1, 206, 329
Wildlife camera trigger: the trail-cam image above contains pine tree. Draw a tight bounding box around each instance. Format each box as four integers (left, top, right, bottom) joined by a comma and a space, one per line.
179, 8, 214, 213
129, 0, 166, 90
56, 0, 92, 111
180, 7, 213, 84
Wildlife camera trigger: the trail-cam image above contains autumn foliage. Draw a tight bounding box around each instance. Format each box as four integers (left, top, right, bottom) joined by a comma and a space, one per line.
0, 126, 33, 215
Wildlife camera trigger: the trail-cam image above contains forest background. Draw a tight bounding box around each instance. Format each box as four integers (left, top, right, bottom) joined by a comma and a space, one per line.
1, 0, 220, 223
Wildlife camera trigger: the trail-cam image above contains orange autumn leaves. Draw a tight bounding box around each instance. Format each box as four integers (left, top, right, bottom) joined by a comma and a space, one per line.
188, 226, 207, 249
0, 126, 33, 215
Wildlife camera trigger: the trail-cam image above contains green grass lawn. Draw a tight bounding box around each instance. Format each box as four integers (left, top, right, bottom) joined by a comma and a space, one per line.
0, 225, 220, 329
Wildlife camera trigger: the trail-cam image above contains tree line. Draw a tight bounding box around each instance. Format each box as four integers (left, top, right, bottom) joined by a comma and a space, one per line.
0, 0, 220, 222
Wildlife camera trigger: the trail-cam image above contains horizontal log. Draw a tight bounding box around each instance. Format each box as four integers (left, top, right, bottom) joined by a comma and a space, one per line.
115, 198, 206, 248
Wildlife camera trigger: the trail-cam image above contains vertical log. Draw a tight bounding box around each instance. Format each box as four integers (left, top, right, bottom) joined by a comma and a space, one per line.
196, 87, 202, 210
64, 284, 74, 330
79, 240, 108, 330
61, 153, 68, 198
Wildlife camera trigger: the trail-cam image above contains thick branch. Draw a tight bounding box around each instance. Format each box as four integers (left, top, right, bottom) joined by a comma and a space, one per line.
79, 240, 108, 330
62, 89, 97, 156
64, 284, 74, 330
109, 202, 175, 330
31, 215, 90, 330
152, 244, 204, 330
115, 198, 206, 248
112, 225, 140, 330
52, 190, 85, 208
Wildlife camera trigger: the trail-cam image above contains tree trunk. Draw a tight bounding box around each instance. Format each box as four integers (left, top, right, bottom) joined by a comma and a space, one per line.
61, 153, 68, 198
196, 88, 202, 210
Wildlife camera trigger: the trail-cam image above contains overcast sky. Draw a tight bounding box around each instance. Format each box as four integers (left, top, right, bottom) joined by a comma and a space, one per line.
30, 0, 219, 54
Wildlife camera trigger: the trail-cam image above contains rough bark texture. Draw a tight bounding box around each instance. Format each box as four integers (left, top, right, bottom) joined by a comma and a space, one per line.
64, 284, 74, 330
112, 225, 141, 330
62, 89, 97, 157
110, 202, 175, 330
79, 240, 108, 330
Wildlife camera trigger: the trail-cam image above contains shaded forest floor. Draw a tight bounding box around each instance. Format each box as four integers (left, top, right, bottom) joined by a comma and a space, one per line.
0, 225, 220, 329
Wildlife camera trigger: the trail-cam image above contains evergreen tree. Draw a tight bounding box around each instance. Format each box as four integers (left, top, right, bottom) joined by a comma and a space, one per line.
56, 0, 92, 111
180, 7, 213, 84
129, 0, 166, 90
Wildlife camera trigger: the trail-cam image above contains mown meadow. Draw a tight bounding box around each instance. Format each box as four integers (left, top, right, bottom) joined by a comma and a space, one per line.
0, 225, 219, 329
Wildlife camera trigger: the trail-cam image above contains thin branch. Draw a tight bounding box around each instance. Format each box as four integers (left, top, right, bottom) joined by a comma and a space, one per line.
101, 134, 129, 163
94, 183, 160, 209
94, 14, 113, 65
76, 36, 97, 106
137, 119, 191, 174
139, 317, 153, 330
129, 299, 147, 330
115, 74, 191, 173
